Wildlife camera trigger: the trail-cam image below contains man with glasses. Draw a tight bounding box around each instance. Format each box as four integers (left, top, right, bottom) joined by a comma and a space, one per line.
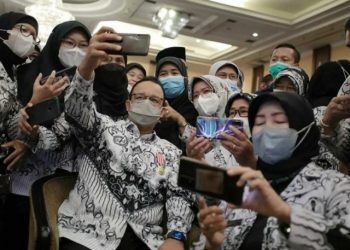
58, 27, 195, 250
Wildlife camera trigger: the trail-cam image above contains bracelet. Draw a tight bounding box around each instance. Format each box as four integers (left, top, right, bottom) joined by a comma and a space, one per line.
319, 118, 330, 128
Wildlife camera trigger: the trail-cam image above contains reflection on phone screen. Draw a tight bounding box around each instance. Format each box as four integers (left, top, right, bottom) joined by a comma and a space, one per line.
195, 168, 224, 194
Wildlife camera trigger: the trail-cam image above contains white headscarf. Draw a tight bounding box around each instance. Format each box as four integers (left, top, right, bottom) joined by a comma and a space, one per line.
209, 60, 245, 87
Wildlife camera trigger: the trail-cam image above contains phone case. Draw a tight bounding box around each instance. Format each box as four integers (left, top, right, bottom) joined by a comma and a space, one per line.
40, 66, 77, 85
196, 117, 243, 139
106, 34, 150, 56
178, 156, 243, 205
26, 97, 62, 125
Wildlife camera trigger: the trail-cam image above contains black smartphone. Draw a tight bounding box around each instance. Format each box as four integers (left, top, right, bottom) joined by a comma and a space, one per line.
106, 33, 150, 56
40, 66, 77, 85
178, 156, 244, 205
196, 117, 244, 140
26, 97, 62, 125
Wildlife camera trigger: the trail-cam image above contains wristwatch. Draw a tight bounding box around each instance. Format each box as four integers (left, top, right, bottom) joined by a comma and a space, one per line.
166, 230, 186, 243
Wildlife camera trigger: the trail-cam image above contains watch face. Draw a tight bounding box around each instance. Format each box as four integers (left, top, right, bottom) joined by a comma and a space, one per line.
168, 230, 185, 241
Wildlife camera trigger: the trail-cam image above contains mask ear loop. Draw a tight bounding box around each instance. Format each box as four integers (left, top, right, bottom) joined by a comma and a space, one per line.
292, 121, 315, 151
337, 61, 350, 80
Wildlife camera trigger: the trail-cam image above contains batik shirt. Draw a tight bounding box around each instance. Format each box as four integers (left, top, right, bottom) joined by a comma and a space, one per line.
58, 71, 196, 250
212, 162, 350, 250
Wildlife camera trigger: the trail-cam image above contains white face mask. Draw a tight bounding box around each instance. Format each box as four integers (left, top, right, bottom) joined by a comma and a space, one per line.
2, 30, 35, 58
128, 99, 161, 127
58, 47, 86, 68
194, 92, 220, 116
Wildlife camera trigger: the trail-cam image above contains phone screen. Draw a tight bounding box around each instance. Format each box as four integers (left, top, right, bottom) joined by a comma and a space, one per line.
196, 117, 243, 139
178, 156, 244, 205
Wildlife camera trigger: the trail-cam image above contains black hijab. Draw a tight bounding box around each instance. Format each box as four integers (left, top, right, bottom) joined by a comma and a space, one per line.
125, 62, 146, 76
93, 63, 129, 119
0, 12, 38, 80
154, 57, 198, 150
16, 20, 91, 106
248, 92, 320, 192
306, 60, 350, 108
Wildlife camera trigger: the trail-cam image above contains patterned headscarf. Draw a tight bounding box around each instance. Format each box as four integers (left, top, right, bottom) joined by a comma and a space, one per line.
189, 75, 234, 117
273, 66, 309, 96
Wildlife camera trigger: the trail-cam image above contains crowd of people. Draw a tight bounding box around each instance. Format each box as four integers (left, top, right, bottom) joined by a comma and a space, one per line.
1, 10, 350, 250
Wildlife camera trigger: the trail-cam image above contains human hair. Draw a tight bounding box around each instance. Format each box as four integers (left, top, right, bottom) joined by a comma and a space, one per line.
274, 43, 301, 63
128, 76, 166, 105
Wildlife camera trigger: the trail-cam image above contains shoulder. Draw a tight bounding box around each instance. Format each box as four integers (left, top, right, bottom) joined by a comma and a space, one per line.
301, 162, 350, 185
156, 136, 182, 156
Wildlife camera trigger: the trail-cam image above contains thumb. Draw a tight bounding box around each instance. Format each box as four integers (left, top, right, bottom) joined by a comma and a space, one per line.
34, 73, 43, 85
164, 100, 169, 107
198, 196, 208, 210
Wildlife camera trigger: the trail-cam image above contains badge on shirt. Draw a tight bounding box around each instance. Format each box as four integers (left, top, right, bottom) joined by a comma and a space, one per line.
156, 152, 166, 175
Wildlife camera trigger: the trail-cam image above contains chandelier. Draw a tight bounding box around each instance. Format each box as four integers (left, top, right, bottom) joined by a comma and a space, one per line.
152, 7, 190, 39
25, 0, 75, 44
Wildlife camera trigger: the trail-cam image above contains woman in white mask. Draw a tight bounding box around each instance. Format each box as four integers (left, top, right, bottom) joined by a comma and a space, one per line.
17, 20, 90, 106
197, 92, 350, 250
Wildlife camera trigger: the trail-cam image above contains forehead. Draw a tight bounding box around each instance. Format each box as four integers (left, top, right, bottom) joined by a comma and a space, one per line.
231, 98, 249, 108
133, 81, 164, 97
193, 80, 210, 91
256, 100, 285, 115
272, 47, 294, 58
159, 63, 179, 71
65, 29, 88, 41
217, 65, 237, 74
128, 68, 144, 75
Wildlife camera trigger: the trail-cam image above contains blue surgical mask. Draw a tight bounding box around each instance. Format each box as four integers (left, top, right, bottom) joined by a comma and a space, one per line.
269, 62, 289, 78
252, 122, 314, 164
224, 79, 240, 92
159, 75, 185, 99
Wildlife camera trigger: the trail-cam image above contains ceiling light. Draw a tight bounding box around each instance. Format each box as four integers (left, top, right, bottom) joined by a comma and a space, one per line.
252, 32, 259, 37
25, 0, 75, 44
152, 7, 190, 39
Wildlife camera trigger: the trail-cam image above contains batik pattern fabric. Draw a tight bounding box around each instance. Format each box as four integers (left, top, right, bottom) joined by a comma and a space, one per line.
0, 61, 21, 147
11, 112, 77, 196
312, 106, 340, 170
58, 71, 196, 250
209, 162, 350, 250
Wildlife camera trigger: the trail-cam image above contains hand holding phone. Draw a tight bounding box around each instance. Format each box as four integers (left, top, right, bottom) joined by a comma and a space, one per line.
26, 97, 61, 126
39, 66, 76, 85
196, 117, 243, 140
178, 156, 244, 205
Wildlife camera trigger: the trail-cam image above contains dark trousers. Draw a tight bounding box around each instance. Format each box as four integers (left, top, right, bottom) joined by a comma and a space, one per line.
60, 224, 150, 250
0, 193, 30, 250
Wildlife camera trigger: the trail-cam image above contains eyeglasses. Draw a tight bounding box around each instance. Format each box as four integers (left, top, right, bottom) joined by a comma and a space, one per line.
61, 39, 89, 50
229, 109, 248, 117
0, 24, 40, 45
131, 93, 164, 106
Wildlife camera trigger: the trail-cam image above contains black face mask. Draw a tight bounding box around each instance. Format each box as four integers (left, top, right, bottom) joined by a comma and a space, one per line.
93, 63, 128, 118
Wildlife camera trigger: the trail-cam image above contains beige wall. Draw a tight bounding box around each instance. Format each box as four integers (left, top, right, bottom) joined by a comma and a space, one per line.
129, 43, 350, 93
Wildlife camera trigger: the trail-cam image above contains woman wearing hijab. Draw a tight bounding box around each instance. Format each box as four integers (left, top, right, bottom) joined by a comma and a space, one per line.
125, 62, 146, 92
272, 66, 309, 96
155, 56, 198, 151
0, 11, 40, 250
2, 21, 91, 250
208, 60, 244, 92
312, 61, 350, 173
197, 92, 350, 250
305, 60, 350, 171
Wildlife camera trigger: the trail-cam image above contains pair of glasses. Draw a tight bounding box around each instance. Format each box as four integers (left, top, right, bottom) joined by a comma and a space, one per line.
14, 24, 40, 44
229, 109, 248, 117
61, 39, 89, 50
131, 93, 164, 106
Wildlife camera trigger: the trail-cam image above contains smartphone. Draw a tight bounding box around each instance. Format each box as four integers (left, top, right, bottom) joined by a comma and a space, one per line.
106, 33, 150, 56
178, 156, 244, 205
40, 66, 77, 85
26, 97, 62, 125
196, 117, 243, 140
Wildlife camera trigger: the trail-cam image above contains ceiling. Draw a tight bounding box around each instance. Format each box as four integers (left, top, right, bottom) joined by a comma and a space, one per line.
1, 0, 350, 66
